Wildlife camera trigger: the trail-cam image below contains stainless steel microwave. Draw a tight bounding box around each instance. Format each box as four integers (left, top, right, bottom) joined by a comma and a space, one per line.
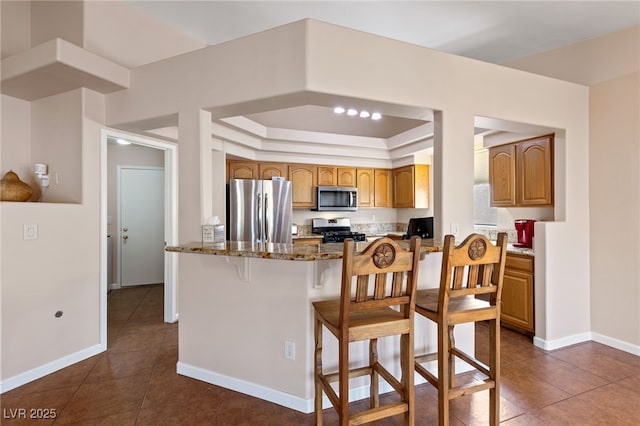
316, 186, 358, 211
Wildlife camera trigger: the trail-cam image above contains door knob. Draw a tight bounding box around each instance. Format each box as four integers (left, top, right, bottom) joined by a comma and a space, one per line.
123, 235, 128, 240
123, 227, 128, 232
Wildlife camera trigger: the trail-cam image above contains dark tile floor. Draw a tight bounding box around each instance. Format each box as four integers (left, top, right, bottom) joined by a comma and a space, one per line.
2, 284, 639, 425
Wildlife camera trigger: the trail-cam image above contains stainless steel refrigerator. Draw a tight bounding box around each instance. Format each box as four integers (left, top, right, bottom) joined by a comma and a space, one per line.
228, 178, 293, 243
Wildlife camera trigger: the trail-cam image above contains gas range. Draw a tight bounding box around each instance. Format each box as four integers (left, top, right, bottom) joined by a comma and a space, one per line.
311, 218, 366, 243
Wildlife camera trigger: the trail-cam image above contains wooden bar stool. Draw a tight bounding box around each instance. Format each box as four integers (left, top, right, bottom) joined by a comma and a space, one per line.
313, 236, 422, 425
414, 233, 508, 426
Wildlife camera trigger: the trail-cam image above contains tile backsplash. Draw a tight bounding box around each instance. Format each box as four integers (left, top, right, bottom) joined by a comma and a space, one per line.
474, 225, 517, 243
296, 222, 404, 236
351, 223, 405, 235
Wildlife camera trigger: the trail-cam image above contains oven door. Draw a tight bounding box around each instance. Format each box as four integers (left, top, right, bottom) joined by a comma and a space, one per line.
316, 187, 357, 211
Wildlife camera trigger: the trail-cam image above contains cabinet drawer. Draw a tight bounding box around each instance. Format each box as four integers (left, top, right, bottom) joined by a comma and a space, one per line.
506, 254, 534, 272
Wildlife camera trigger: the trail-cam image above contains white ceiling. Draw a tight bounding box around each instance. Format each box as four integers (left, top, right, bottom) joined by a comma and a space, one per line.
128, 1, 639, 64
127, 0, 640, 138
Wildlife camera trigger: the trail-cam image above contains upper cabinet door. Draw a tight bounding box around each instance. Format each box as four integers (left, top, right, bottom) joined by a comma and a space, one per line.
374, 169, 392, 207
259, 163, 287, 180
317, 166, 337, 186
356, 169, 374, 207
337, 167, 356, 187
517, 136, 553, 206
393, 166, 415, 208
228, 161, 258, 182
288, 164, 317, 208
489, 144, 517, 207
393, 165, 429, 208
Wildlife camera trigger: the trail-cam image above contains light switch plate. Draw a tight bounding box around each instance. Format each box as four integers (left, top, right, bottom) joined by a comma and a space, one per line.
24, 224, 38, 240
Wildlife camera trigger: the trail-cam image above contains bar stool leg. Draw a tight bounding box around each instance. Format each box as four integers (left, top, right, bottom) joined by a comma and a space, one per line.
338, 336, 349, 426
314, 313, 323, 426
401, 332, 414, 426
438, 323, 450, 426
369, 339, 379, 408
489, 318, 500, 425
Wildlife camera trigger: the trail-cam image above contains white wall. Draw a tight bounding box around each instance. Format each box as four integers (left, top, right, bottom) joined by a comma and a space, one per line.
590, 71, 640, 348
0, 95, 31, 182
0, 0, 30, 58
505, 25, 640, 349
1, 89, 105, 390
31, 90, 83, 203
83, 1, 206, 68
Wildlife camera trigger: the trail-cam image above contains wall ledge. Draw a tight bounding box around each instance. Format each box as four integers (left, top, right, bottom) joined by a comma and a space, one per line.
1, 38, 129, 101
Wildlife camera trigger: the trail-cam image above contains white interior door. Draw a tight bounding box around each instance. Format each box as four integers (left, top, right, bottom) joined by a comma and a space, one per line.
119, 167, 165, 286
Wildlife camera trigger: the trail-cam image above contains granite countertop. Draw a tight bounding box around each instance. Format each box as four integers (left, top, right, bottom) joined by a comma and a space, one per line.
166, 239, 444, 261
506, 244, 534, 256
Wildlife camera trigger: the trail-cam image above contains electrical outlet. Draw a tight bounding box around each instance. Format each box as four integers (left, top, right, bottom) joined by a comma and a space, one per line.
284, 340, 296, 360
23, 224, 38, 240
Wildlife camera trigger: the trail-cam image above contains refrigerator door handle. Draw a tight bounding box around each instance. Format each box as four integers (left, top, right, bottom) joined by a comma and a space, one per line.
264, 192, 270, 242
257, 192, 262, 242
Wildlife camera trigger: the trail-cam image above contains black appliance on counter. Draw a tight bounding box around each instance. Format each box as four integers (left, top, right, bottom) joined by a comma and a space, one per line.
403, 217, 434, 239
311, 218, 366, 243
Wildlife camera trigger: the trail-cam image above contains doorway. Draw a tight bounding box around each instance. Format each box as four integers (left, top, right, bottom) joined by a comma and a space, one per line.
100, 129, 178, 351
118, 166, 165, 287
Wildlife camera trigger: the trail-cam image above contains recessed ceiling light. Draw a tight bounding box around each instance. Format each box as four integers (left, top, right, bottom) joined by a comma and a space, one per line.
371, 112, 382, 121
116, 138, 131, 145
334, 107, 345, 114
347, 108, 358, 116
359, 111, 370, 118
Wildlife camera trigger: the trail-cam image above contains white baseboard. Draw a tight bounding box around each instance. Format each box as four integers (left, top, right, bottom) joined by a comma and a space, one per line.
177, 359, 466, 414
533, 332, 592, 351
0, 343, 105, 394
591, 332, 640, 356
177, 361, 313, 413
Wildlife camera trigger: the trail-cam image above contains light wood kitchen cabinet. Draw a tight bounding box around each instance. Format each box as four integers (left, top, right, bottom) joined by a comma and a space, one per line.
292, 237, 323, 246
356, 169, 375, 207
258, 163, 287, 180
501, 253, 535, 334
489, 134, 553, 207
227, 161, 258, 181
337, 167, 357, 187
288, 164, 317, 208
317, 166, 337, 186
488, 144, 516, 206
374, 169, 393, 207
517, 136, 553, 206
393, 164, 429, 208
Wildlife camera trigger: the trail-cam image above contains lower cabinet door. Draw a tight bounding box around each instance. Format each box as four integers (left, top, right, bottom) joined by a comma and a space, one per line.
501, 269, 534, 333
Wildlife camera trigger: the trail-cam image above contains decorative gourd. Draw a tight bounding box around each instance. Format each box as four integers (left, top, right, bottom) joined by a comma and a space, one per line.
0, 170, 33, 202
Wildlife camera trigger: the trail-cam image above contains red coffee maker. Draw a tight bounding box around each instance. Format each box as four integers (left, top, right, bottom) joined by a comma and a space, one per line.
514, 219, 536, 248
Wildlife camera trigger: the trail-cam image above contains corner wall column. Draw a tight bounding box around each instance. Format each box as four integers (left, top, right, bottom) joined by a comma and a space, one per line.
178, 108, 211, 243
433, 109, 476, 239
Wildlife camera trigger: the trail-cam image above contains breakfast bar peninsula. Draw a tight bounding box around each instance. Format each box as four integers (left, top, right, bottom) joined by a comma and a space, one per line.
166, 239, 474, 413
